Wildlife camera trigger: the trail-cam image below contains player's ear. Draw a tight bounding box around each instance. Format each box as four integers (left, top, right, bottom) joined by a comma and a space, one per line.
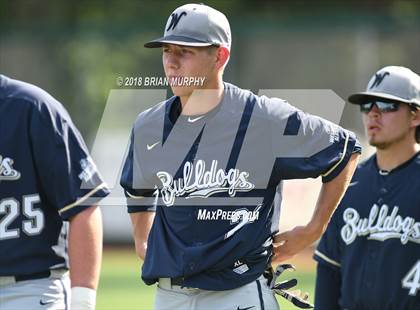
215, 46, 230, 70
410, 107, 420, 128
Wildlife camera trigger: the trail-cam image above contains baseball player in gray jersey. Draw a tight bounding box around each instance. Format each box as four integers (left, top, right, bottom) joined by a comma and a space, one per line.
121, 3, 361, 309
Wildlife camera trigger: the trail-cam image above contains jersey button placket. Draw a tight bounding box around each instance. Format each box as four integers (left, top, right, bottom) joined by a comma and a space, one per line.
378, 170, 389, 203
376, 173, 388, 205
189, 262, 195, 271
365, 246, 378, 293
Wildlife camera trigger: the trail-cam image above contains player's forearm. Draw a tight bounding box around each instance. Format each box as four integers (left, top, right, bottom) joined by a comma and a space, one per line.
68, 205, 103, 289
271, 153, 360, 262
130, 212, 155, 260
308, 152, 360, 238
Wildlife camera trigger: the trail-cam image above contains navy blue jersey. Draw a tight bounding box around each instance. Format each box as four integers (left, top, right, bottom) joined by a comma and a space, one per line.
0, 75, 109, 276
121, 83, 361, 290
314, 152, 420, 310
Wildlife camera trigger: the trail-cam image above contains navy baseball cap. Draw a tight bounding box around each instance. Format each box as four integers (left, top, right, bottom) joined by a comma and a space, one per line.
144, 3, 231, 50
348, 66, 420, 108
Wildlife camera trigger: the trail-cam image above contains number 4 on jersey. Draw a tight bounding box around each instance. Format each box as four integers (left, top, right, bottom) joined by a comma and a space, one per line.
402, 260, 420, 296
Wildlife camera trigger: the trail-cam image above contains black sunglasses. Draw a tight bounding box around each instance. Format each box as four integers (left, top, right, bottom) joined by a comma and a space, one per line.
360, 100, 400, 113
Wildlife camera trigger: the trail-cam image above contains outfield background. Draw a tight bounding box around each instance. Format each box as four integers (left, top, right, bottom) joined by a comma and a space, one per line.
1, 1, 419, 309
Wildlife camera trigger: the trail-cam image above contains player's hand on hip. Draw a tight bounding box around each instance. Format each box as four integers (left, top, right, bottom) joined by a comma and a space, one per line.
272, 225, 320, 264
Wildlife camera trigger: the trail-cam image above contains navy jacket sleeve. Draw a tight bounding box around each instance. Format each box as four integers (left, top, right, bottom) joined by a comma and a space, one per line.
314, 205, 342, 268
29, 96, 109, 220
315, 263, 341, 310
313, 205, 343, 309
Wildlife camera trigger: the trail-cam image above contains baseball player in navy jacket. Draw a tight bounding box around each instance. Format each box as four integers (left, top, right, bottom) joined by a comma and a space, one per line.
0, 75, 109, 309
315, 66, 420, 310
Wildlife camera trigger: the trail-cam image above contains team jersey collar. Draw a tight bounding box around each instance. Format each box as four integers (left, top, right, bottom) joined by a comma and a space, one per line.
166, 85, 227, 127
373, 150, 420, 176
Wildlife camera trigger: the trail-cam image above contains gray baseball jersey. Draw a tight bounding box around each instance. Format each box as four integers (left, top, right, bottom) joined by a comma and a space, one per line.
121, 82, 361, 290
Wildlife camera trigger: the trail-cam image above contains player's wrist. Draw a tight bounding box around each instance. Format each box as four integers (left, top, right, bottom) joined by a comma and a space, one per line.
305, 221, 324, 241
71, 286, 96, 310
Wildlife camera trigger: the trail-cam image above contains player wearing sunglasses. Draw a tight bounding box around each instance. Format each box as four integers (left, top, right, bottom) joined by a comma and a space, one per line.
314, 66, 420, 310
360, 100, 401, 113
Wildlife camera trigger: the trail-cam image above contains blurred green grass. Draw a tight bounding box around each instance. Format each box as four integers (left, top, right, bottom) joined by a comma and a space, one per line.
97, 249, 316, 310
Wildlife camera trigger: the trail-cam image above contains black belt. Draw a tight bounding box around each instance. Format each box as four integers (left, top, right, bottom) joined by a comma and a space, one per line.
14, 270, 51, 282
170, 277, 184, 286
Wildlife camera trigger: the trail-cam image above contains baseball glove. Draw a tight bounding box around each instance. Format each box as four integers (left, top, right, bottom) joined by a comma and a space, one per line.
269, 264, 314, 309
